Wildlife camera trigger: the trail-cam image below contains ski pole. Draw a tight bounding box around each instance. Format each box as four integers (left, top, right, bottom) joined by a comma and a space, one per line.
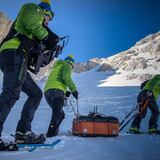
68, 98, 78, 117
119, 105, 138, 127
76, 99, 80, 116
119, 114, 136, 132
119, 98, 150, 132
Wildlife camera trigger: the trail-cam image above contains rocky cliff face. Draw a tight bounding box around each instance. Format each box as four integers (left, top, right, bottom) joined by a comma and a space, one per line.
0, 12, 12, 43
74, 31, 160, 82
73, 58, 103, 73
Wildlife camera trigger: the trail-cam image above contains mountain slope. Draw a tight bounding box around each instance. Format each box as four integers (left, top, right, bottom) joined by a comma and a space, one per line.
74, 31, 160, 86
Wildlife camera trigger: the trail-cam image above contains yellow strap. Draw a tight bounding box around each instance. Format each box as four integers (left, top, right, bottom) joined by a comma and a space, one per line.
137, 99, 149, 114
142, 99, 149, 111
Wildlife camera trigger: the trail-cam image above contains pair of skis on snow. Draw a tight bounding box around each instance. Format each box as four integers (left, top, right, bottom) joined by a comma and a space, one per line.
2, 139, 61, 152
7, 134, 62, 152
17, 139, 61, 152
19, 139, 61, 152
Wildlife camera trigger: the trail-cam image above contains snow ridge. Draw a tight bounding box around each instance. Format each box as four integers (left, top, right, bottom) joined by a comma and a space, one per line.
74, 31, 160, 86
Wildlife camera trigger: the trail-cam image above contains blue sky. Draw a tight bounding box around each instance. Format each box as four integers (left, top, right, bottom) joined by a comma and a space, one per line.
0, 0, 160, 62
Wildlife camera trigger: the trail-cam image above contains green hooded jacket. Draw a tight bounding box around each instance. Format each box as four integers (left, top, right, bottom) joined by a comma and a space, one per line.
0, 3, 48, 52
44, 60, 77, 93
143, 75, 160, 99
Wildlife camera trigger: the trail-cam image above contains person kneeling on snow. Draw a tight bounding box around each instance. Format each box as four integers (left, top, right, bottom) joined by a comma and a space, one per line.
44, 54, 78, 137
129, 74, 160, 134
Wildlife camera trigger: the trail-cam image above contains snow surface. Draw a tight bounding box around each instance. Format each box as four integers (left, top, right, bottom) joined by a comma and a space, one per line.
98, 72, 141, 87
0, 69, 160, 160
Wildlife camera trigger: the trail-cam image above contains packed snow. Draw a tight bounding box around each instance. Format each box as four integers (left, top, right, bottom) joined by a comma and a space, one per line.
0, 69, 160, 160
98, 71, 141, 87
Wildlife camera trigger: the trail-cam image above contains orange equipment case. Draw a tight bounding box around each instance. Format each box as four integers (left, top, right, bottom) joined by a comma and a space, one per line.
72, 113, 119, 137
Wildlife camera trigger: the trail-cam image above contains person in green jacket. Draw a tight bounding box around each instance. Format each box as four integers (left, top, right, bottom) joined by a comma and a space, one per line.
129, 74, 160, 134
44, 54, 78, 137
0, 0, 57, 149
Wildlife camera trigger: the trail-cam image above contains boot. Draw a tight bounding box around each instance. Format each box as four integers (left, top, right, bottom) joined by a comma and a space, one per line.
46, 124, 59, 137
15, 131, 46, 144
7, 141, 19, 151
128, 127, 140, 134
0, 139, 7, 151
47, 113, 65, 138
148, 128, 160, 134
0, 139, 18, 151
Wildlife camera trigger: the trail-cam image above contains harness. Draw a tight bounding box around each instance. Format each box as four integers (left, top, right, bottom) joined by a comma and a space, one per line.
0, 21, 35, 54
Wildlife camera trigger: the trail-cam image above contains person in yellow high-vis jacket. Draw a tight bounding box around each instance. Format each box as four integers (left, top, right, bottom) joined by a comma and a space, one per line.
129, 75, 160, 134
0, 0, 57, 149
44, 54, 78, 137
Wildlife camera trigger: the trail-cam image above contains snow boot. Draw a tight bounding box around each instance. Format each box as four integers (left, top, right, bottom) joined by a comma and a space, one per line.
148, 128, 160, 134
128, 127, 140, 134
47, 113, 65, 137
46, 124, 59, 137
0, 139, 18, 151
0, 139, 7, 151
15, 131, 46, 144
7, 141, 19, 151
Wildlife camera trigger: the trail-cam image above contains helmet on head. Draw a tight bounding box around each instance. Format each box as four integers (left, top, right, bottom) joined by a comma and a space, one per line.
38, 0, 54, 20
65, 54, 75, 67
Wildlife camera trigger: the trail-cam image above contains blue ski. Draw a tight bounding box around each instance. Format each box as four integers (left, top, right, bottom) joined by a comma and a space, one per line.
18, 139, 61, 152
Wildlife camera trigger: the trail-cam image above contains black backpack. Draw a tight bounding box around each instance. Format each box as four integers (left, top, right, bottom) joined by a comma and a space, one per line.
140, 80, 150, 89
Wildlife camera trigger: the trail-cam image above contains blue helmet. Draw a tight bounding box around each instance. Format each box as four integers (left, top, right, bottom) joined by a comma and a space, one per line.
38, 0, 54, 20
65, 54, 75, 66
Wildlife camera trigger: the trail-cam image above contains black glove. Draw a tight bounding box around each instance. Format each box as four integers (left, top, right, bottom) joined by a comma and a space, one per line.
42, 34, 59, 50
72, 91, 78, 100
66, 91, 71, 97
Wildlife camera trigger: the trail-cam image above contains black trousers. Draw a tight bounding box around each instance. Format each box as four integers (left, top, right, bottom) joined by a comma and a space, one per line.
131, 90, 159, 129
44, 89, 65, 137
0, 50, 42, 136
